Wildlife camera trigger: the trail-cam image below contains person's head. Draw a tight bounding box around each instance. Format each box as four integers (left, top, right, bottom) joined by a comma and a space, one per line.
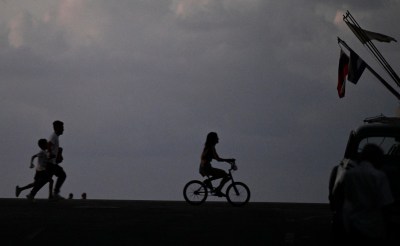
361, 143, 384, 168
205, 132, 219, 147
53, 120, 64, 136
38, 139, 48, 150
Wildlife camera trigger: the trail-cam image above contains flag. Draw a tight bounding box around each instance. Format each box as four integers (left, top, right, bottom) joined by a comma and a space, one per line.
338, 49, 349, 98
346, 22, 397, 44
348, 50, 367, 84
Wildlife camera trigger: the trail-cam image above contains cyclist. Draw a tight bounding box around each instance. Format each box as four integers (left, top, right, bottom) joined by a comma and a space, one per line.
199, 132, 235, 197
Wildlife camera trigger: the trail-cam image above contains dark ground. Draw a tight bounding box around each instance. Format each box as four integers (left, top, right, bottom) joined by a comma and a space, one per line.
0, 198, 390, 245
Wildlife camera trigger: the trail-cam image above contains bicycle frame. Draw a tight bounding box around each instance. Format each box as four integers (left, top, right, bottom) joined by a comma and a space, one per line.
227, 168, 243, 195
205, 168, 236, 195
184, 163, 250, 206
228, 168, 236, 183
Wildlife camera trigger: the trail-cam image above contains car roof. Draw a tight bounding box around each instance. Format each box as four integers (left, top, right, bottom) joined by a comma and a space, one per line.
355, 123, 400, 137
354, 115, 400, 138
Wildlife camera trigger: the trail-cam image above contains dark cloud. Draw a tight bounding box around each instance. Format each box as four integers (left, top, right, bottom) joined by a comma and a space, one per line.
323, 0, 391, 10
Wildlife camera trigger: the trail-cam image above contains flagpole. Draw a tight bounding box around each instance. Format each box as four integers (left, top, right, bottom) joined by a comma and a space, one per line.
344, 11, 400, 87
338, 37, 400, 101
344, 11, 400, 85
346, 11, 400, 86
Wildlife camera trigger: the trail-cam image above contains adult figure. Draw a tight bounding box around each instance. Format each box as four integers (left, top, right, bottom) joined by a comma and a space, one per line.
48, 120, 67, 199
199, 132, 235, 197
342, 144, 394, 243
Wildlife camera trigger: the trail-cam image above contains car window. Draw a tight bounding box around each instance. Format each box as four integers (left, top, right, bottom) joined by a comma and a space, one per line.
358, 137, 400, 155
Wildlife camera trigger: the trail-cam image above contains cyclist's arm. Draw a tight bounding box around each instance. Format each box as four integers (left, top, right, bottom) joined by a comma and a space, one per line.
212, 147, 234, 163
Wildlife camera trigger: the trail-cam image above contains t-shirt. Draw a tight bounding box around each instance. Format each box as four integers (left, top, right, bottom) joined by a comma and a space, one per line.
35, 150, 49, 171
199, 146, 216, 176
49, 132, 59, 164
201, 146, 214, 164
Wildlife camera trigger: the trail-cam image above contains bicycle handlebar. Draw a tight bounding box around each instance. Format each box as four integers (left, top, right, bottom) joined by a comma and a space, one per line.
229, 161, 238, 171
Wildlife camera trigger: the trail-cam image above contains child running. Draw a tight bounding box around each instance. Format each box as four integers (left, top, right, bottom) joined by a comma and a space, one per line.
16, 139, 54, 199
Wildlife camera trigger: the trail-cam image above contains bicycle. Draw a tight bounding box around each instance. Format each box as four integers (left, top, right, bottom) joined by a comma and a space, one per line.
183, 162, 250, 206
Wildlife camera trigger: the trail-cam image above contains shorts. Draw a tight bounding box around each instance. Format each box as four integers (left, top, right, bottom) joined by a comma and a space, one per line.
34, 170, 52, 182
200, 164, 227, 179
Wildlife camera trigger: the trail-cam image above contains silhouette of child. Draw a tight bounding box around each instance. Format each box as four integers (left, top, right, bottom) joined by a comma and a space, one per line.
199, 132, 235, 197
16, 139, 54, 199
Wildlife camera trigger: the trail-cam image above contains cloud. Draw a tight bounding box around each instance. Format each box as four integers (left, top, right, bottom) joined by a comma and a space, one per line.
334, 10, 346, 26
57, 0, 84, 25
3, 0, 108, 56
56, 0, 107, 47
7, 11, 34, 48
171, 0, 263, 18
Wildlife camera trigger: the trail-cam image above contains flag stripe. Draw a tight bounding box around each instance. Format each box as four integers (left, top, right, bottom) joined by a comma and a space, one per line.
348, 51, 367, 84
338, 50, 349, 98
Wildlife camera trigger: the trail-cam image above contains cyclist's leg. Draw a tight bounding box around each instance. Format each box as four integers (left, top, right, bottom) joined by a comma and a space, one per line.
208, 168, 229, 191
203, 177, 213, 189
202, 166, 218, 188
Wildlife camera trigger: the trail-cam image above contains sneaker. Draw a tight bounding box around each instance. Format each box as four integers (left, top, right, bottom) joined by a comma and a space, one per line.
26, 194, 34, 200
213, 190, 226, 197
16, 186, 21, 197
53, 193, 65, 200
204, 180, 213, 189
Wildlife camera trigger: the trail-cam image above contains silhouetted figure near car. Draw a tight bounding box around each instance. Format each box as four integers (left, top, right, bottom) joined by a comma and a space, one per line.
329, 164, 344, 242
199, 132, 235, 197
47, 120, 67, 199
342, 144, 394, 243
329, 157, 363, 243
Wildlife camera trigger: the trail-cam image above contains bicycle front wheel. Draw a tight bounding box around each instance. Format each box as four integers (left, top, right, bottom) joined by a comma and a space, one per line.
183, 180, 208, 205
226, 182, 250, 206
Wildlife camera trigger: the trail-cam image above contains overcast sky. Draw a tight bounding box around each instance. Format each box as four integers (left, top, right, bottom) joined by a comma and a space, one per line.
1, 0, 399, 202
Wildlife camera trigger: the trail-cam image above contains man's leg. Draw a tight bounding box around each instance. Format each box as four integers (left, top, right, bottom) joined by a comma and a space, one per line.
48, 178, 54, 199
52, 165, 66, 196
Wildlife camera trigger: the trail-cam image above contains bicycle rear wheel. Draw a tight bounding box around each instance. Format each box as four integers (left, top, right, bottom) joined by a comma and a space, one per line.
183, 180, 208, 205
226, 182, 250, 206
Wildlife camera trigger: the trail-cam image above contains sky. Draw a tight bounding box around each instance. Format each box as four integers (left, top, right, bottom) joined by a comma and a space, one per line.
1, 0, 400, 203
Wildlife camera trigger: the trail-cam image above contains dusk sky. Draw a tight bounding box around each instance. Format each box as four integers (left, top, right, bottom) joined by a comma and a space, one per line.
1, 0, 399, 202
